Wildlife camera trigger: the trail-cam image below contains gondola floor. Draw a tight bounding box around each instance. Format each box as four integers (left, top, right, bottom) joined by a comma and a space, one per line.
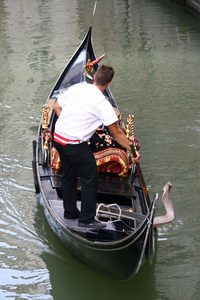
48, 199, 145, 234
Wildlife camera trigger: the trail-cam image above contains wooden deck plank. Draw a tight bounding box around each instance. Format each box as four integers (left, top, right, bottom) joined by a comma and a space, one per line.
50, 171, 136, 198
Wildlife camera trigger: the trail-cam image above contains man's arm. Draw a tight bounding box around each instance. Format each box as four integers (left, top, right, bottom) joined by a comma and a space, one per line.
108, 122, 141, 162
53, 101, 62, 117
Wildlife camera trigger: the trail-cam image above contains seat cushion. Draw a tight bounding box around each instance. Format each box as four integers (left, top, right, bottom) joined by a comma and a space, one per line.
93, 148, 130, 177
51, 146, 131, 176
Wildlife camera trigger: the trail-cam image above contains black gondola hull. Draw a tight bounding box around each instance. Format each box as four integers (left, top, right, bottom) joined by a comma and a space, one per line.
40, 187, 154, 280
33, 24, 156, 280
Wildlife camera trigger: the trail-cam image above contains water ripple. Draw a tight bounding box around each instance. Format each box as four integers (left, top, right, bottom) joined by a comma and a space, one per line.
0, 268, 52, 300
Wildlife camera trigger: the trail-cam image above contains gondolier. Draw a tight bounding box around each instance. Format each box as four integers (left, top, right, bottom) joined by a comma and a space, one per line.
53, 65, 140, 229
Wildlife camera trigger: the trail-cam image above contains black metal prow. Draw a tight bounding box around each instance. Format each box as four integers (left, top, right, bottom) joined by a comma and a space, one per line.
90, 1, 97, 26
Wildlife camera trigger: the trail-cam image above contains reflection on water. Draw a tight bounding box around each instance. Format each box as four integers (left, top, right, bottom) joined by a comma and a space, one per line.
0, 0, 200, 299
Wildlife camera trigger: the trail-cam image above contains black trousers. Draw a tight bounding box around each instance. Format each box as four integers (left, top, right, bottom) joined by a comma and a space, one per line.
54, 141, 98, 223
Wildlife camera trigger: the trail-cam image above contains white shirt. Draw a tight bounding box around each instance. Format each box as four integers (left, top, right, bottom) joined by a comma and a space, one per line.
54, 82, 118, 145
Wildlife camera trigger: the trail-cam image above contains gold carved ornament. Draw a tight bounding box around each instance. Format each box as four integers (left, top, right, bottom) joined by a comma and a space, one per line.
42, 104, 51, 167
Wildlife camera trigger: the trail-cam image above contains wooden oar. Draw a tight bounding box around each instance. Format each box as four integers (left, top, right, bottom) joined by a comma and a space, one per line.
126, 115, 151, 206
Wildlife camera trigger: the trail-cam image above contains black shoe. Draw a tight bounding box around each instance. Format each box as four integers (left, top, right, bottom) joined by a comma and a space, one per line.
64, 211, 80, 219
78, 220, 106, 229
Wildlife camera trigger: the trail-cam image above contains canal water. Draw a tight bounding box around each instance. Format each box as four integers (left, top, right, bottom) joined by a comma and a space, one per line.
0, 0, 200, 299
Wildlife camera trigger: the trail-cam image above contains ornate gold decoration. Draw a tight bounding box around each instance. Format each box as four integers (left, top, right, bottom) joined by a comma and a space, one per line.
83, 54, 105, 80
42, 105, 50, 129
126, 114, 134, 138
42, 104, 51, 167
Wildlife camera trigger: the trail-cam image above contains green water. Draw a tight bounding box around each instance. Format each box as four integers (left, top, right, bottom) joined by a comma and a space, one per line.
0, 0, 200, 299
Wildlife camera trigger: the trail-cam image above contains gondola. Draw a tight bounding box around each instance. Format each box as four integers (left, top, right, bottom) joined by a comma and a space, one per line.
32, 10, 174, 280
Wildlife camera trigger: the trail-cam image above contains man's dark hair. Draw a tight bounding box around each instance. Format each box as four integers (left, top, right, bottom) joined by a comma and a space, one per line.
94, 65, 114, 86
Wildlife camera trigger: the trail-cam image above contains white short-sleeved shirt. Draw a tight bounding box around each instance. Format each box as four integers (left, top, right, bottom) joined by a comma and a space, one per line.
54, 82, 118, 145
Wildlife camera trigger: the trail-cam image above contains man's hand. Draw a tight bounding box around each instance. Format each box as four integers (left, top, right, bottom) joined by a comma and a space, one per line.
128, 136, 141, 163
131, 150, 141, 163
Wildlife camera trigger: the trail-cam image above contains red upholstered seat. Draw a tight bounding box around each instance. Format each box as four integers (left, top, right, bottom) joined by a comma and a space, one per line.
93, 148, 130, 177
51, 146, 130, 177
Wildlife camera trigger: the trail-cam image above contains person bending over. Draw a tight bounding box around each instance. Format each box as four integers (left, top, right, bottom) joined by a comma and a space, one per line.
53, 65, 140, 229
